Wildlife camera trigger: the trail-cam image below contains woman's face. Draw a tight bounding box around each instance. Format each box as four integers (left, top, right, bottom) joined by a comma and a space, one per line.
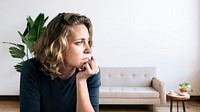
64, 24, 91, 69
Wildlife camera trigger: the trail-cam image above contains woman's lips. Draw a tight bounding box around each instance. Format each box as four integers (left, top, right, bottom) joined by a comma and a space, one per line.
82, 57, 89, 62
82, 55, 91, 63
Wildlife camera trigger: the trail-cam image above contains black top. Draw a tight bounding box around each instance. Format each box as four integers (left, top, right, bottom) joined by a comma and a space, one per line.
20, 58, 101, 112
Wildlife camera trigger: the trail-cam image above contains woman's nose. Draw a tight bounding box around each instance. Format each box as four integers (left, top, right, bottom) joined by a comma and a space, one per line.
83, 43, 91, 54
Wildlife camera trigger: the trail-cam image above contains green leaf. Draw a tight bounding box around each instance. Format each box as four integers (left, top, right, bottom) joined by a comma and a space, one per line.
28, 13, 47, 41
26, 16, 34, 28
19, 16, 34, 44
24, 16, 34, 36
3, 42, 25, 51
14, 62, 23, 73
9, 46, 25, 59
18, 31, 34, 53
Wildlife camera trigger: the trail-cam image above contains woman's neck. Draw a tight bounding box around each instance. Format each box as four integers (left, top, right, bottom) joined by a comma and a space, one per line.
59, 67, 76, 80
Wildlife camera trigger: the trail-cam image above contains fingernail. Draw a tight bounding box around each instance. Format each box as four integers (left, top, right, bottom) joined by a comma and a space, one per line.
91, 56, 94, 60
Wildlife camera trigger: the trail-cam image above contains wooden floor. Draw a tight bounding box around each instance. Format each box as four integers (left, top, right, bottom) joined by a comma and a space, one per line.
0, 101, 200, 112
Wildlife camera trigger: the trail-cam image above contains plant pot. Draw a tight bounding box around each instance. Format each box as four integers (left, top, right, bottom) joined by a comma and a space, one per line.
179, 87, 189, 92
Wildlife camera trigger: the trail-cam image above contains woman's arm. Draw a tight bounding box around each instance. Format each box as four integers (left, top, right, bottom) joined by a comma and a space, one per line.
87, 71, 101, 111
76, 79, 94, 112
76, 56, 99, 112
20, 60, 40, 112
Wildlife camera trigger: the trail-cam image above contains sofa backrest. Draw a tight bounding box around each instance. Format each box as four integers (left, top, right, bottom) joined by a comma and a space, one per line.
100, 67, 156, 87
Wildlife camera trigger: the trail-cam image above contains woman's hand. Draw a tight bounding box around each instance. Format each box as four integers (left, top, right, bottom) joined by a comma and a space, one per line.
76, 56, 99, 80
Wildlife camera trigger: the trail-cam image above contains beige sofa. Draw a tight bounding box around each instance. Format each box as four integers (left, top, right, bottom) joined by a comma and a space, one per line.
99, 67, 166, 105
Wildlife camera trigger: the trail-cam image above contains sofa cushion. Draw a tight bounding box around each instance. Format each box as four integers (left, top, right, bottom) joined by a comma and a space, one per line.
100, 87, 159, 98
100, 67, 156, 87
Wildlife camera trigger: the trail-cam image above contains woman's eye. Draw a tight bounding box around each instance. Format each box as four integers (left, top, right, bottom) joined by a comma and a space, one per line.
88, 40, 91, 44
75, 41, 83, 46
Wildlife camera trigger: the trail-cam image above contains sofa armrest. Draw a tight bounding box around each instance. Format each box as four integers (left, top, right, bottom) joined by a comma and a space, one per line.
152, 77, 166, 104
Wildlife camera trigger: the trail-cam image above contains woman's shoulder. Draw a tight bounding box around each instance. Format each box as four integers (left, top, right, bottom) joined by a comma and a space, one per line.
23, 57, 40, 65
22, 58, 41, 68
22, 58, 42, 74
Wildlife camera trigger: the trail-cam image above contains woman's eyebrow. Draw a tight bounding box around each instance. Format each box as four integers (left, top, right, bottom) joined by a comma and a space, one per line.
74, 38, 89, 41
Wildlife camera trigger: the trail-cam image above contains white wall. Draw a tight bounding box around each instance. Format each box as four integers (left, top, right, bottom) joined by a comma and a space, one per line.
0, 0, 199, 95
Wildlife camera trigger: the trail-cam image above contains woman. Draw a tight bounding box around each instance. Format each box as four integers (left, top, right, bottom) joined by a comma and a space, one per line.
20, 13, 100, 112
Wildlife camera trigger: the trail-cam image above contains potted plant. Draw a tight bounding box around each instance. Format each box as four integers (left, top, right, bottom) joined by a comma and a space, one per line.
179, 82, 193, 95
3, 13, 48, 73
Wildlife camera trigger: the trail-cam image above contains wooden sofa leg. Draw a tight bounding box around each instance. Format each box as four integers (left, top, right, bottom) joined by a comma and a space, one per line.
152, 105, 154, 112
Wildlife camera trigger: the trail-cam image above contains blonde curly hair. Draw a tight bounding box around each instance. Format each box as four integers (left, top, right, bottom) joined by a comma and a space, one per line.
34, 13, 93, 78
